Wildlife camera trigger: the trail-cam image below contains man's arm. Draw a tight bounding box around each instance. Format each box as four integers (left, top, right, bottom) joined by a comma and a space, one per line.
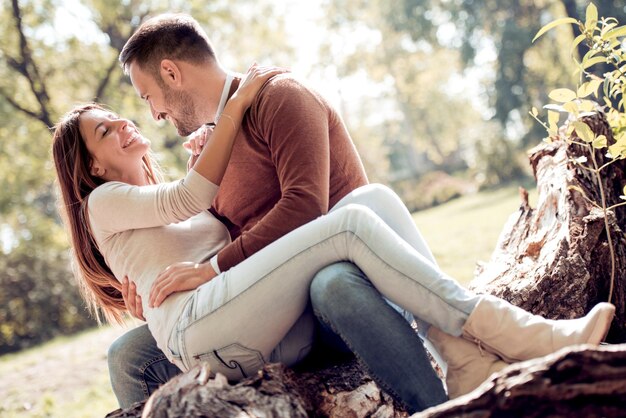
215, 77, 332, 272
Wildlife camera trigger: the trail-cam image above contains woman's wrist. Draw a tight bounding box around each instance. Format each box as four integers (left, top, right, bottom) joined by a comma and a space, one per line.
228, 88, 254, 112
200, 262, 217, 282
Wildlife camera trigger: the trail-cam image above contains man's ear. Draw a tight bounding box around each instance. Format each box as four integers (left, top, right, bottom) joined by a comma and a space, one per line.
159, 59, 182, 88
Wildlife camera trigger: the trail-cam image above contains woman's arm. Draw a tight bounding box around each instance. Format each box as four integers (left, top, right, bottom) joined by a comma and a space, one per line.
189, 65, 288, 185
88, 65, 287, 235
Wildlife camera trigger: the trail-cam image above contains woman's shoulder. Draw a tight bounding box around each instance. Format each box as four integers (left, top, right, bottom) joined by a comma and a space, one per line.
88, 181, 130, 204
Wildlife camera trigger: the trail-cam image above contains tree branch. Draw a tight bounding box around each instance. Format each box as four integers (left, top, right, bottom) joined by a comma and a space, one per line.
0, 87, 47, 123
93, 57, 119, 102
9, 0, 53, 127
92, 12, 149, 101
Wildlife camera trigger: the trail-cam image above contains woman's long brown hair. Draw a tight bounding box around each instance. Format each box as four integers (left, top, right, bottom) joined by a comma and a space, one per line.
52, 103, 162, 324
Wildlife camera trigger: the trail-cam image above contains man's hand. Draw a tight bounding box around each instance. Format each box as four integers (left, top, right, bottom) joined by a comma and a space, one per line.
122, 276, 146, 321
184, 124, 214, 170
149, 262, 217, 308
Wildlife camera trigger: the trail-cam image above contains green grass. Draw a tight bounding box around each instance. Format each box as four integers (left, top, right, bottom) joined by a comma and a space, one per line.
0, 324, 128, 418
413, 184, 535, 285
0, 184, 534, 417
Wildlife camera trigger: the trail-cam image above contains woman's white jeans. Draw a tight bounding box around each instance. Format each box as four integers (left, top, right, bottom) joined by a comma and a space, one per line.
167, 184, 479, 380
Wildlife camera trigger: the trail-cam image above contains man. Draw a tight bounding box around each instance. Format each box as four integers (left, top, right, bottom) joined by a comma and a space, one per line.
109, 13, 447, 413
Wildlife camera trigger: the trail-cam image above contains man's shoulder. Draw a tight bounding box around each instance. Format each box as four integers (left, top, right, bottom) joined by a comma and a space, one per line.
260, 73, 318, 98
254, 73, 330, 114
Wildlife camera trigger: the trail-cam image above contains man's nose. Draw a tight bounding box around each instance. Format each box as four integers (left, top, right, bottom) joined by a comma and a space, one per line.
147, 101, 163, 121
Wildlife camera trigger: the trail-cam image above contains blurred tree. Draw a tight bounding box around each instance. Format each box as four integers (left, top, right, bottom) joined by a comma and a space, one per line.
381, 0, 626, 146
0, 0, 293, 353
319, 0, 519, 194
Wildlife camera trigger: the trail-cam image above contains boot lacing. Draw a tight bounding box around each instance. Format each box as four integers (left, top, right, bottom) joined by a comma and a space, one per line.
474, 338, 485, 357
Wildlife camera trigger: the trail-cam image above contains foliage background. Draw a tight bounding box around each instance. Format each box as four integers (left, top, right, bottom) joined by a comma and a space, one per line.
1, 0, 624, 354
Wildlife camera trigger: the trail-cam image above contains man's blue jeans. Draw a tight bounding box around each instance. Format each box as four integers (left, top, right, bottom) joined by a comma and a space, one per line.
108, 262, 447, 413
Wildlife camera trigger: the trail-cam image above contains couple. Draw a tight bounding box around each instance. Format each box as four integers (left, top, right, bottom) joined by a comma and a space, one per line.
52, 13, 615, 414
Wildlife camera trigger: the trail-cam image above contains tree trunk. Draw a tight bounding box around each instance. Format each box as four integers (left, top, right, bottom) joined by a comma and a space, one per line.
107, 112, 626, 417
471, 113, 626, 342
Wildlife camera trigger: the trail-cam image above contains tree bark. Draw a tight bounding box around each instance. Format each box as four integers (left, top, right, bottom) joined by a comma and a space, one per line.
107, 112, 626, 417
471, 113, 626, 342
106, 359, 410, 418
413, 343, 626, 418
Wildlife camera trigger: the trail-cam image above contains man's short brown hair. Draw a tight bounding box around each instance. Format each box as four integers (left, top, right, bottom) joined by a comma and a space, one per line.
119, 13, 216, 79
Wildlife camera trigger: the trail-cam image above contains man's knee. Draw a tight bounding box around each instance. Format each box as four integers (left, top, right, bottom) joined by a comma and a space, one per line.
310, 262, 366, 314
108, 324, 155, 376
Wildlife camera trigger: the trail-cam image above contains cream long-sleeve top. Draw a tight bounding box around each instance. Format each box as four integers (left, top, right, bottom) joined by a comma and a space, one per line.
87, 169, 230, 360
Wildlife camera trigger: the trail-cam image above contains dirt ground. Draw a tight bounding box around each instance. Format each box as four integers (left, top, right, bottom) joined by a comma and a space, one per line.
0, 325, 131, 417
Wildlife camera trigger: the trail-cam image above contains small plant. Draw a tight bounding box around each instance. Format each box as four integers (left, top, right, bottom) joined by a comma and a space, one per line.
530, 2, 626, 304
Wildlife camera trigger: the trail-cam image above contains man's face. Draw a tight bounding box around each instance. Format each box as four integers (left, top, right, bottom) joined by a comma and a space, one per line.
129, 62, 203, 137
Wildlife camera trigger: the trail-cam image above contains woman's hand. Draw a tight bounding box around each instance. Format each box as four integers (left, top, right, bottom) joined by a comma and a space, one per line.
122, 276, 145, 321
149, 262, 217, 308
183, 123, 214, 157
230, 63, 290, 109
184, 124, 214, 170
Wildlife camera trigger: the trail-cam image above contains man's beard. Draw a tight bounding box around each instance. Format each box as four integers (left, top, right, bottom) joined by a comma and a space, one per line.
163, 86, 201, 137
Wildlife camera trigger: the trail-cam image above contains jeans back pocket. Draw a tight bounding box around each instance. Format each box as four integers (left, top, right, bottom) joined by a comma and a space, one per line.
194, 343, 266, 381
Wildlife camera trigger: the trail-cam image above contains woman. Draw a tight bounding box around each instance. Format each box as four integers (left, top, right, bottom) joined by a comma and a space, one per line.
53, 65, 615, 400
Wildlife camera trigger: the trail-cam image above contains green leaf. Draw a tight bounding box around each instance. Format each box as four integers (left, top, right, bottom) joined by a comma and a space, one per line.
585, 3, 598, 32
601, 22, 618, 37
604, 25, 626, 40
592, 134, 607, 149
571, 120, 594, 142
577, 79, 603, 98
548, 110, 560, 128
571, 34, 587, 58
533, 17, 579, 43
608, 142, 626, 158
582, 56, 607, 69
582, 48, 599, 61
579, 100, 596, 112
549, 88, 577, 102
563, 101, 579, 115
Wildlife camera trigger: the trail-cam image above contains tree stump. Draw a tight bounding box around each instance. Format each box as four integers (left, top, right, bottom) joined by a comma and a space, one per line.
107, 112, 626, 417
471, 112, 626, 342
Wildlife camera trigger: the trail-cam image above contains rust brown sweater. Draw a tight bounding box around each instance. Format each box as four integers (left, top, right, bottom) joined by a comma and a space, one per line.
210, 74, 368, 272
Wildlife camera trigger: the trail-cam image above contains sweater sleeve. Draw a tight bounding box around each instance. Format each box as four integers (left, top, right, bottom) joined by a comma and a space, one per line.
88, 169, 219, 236
216, 77, 331, 271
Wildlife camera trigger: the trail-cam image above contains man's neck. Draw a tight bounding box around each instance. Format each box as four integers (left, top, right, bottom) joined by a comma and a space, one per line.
185, 61, 227, 123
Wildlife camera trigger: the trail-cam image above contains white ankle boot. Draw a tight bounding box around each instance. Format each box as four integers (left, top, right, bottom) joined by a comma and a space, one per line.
462, 295, 615, 362
427, 327, 509, 398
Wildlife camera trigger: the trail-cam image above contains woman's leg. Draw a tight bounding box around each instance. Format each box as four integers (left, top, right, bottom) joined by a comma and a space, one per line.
332, 185, 614, 363
330, 184, 448, 364
172, 202, 612, 380
172, 203, 477, 380
331, 184, 438, 265
330, 185, 445, 336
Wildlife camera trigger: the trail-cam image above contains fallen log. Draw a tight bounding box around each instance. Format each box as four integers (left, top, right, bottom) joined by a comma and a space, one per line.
413, 344, 626, 418
106, 359, 409, 418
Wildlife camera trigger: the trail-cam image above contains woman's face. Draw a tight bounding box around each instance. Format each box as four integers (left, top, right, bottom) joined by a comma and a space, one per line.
79, 109, 151, 181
